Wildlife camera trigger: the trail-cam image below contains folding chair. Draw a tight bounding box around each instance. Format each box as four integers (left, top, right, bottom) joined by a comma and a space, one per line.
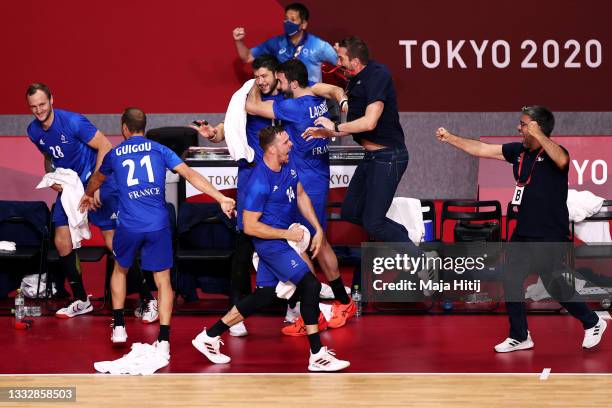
175, 202, 235, 313
438, 200, 503, 312
0, 201, 49, 313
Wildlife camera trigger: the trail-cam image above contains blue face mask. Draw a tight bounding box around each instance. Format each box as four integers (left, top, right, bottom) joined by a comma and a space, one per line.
284, 20, 301, 37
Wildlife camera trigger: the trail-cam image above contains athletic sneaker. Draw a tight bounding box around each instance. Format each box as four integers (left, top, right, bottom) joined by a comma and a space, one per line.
284, 302, 301, 323
328, 299, 356, 329
192, 329, 231, 364
308, 347, 350, 372
111, 325, 128, 344
282, 312, 327, 336
140, 299, 159, 324
319, 283, 352, 300
494, 332, 534, 353
154, 340, 170, 360
55, 295, 93, 318
583, 317, 607, 349
229, 321, 248, 337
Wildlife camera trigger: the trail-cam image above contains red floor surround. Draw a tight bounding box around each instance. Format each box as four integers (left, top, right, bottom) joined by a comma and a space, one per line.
2, 313, 611, 374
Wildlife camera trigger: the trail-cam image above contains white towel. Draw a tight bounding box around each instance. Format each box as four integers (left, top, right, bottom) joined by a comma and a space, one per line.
0, 241, 16, 251
36, 168, 90, 249
386, 197, 425, 244
94, 342, 169, 376
224, 79, 256, 163
567, 189, 603, 222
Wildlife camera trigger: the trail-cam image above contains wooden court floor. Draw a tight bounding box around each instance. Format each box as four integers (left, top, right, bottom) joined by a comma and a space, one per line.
1, 374, 611, 407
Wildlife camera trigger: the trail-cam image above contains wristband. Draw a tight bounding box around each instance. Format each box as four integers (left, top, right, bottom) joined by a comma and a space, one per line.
334, 122, 341, 132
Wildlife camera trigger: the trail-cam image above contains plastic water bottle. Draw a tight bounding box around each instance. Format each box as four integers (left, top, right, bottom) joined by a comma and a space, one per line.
352, 285, 362, 317
15, 289, 25, 321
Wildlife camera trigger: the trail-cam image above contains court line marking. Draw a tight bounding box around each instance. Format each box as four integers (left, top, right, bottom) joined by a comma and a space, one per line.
540, 368, 551, 380
2, 372, 612, 378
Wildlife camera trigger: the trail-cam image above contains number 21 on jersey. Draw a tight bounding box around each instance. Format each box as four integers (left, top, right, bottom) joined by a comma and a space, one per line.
122, 155, 155, 186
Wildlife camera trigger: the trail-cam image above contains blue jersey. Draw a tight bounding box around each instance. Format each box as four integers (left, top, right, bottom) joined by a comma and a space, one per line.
99, 136, 182, 232
243, 161, 300, 247
251, 32, 337, 83
244, 92, 285, 168
273, 95, 330, 195
27, 109, 98, 184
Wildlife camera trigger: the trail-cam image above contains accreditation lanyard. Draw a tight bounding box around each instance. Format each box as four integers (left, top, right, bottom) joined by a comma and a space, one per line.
511, 148, 544, 205
516, 148, 545, 187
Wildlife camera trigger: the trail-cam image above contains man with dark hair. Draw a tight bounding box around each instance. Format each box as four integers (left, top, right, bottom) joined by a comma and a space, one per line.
436, 105, 607, 352
303, 37, 420, 252
80, 107, 235, 362
191, 125, 350, 372
232, 2, 336, 84
26, 82, 117, 318
193, 56, 347, 336
246, 59, 356, 333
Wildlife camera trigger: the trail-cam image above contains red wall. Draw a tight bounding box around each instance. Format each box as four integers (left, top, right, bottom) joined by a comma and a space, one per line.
2, 1, 611, 114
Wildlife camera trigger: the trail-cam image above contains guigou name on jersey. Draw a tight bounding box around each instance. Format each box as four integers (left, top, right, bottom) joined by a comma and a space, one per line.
116, 142, 152, 156
308, 101, 328, 119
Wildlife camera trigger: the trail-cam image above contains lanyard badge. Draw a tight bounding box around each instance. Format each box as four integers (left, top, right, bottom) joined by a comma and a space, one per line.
511, 148, 544, 206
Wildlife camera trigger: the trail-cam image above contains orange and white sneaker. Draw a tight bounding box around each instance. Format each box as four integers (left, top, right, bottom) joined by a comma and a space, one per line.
281, 312, 327, 337
328, 299, 356, 329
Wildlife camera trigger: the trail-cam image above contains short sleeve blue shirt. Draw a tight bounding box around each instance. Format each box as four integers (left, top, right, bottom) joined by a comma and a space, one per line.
272, 95, 330, 195
99, 136, 182, 232
251, 32, 337, 84
27, 109, 98, 184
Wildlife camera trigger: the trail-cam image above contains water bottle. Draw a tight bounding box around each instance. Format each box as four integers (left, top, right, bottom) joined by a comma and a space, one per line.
15, 289, 25, 321
352, 285, 362, 317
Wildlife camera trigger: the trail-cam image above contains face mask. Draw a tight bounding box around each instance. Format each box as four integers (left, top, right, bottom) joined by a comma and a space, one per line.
284, 20, 301, 37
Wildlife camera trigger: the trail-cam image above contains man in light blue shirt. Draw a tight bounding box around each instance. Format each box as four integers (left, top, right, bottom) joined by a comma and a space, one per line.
232, 2, 337, 84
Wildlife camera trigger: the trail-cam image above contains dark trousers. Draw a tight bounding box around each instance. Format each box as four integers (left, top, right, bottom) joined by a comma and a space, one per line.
504, 234, 598, 341
341, 146, 420, 256
229, 232, 254, 306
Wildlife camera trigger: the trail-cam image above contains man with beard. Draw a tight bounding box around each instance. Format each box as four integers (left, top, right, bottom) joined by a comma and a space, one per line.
193, 56, 345, 336
26, 82, 116, 318
191, 125, 350, 372
245, 59, 356, 334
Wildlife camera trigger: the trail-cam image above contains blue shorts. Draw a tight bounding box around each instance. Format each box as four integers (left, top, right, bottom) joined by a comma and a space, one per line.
253, 240, 310, 287
52, 188, 117, 231
296, 191, 328, 235
112, 226, 173, 272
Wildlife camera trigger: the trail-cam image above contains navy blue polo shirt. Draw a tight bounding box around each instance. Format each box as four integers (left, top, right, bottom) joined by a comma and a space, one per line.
502, 142, 569, 240
346, 61, 405, 148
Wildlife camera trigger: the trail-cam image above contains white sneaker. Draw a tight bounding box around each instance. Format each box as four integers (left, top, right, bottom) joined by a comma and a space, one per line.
140, 299, 159, 324
192, 329, 231, 364
494, 332, 534, 353
154, 340, 170, 360
229, 321, 248, 337
583, 317, 607, 349
111, 325, 128, 344
56, 295, 93, 318
285, 302, 301, 323
319, 283, 351, 299
308, 347, 350, 372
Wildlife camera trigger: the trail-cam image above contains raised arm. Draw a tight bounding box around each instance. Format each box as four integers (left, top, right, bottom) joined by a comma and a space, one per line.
526, 121, 569, 170
245, 84, 275, 119
232, 27, 254, 63
436, 127, 505, 160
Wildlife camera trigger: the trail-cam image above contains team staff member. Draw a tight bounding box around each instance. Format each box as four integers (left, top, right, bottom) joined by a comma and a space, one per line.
80, 108, 235, 352
436, 105, 607, 352
26, 82, 115, 318
232, 2, 336, 84
302, 37, 420, 254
